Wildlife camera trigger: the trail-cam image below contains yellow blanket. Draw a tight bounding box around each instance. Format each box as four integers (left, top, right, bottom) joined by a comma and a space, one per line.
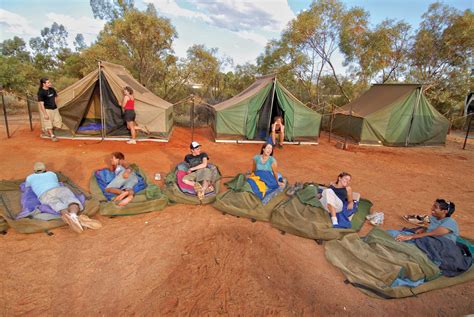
248, 173, 267, 197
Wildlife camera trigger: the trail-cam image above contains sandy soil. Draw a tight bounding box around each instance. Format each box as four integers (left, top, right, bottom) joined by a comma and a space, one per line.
0, 119, 473, 316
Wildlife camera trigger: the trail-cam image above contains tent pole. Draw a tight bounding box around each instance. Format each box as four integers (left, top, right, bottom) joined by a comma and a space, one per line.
329, 103, 334, 143
405, 86, 422, 147
1, 89, 10, 138
266, 77, 277, 141
26, 94, 33, 131
463, 114, 472, 150
191, 94, 195, 141
344, 102, 353, 150
98, 61, 105, 139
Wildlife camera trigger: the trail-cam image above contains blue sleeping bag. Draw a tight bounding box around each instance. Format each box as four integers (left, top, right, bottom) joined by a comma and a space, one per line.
246, 170, 280, 201
16, 182, 86, 219
95, 168, 147, 201
333, 201, 359, 229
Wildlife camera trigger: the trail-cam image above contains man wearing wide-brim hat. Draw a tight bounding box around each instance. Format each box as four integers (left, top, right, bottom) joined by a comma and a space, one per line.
25, 162, 101, 233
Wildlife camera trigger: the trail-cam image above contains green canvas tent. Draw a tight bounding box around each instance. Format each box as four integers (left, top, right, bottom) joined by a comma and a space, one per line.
212, 74, 321, 143
331, 84, 449, 146
51, 61, 174, 141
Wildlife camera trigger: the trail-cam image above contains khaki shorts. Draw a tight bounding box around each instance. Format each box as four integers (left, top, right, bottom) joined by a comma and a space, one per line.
183, 168, 212, 183
39, 187, 83, 213
320, 188, 344, 213
40, 108, 63, 130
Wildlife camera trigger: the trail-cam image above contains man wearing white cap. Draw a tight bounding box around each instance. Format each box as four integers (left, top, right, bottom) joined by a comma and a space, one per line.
25, 162, 100, 233
182, 141, 213, 200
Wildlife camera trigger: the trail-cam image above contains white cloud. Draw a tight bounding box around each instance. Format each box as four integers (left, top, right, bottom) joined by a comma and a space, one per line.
45, 13, 105, 46
233, 30, 268, 45
0, 9, 37, 40
146, 0, 294, 33
144, 0, 211, 22
192, 0, 294, 32
0, 9, 104, 49
143, 0, 295, 66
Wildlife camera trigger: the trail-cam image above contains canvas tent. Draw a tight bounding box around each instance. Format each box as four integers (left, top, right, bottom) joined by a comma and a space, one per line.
54, 61, 173, 141
212, 74, 321, 143
331, 84, 449, 146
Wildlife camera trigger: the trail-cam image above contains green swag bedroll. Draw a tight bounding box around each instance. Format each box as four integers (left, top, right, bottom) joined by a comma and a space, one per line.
0, 172, 99, 234
270, 184, 372, 241
90, 164, 168, 216
325, 227, 474, 299
164, 164, 222, 205
213, 173, 288, 222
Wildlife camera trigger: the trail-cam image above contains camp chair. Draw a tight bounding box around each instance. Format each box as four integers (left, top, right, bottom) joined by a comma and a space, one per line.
0, 172, 99, 234
270, 183, 372, 241
325, 227, 474, 299
213, 173, 288, 222
163, 163, 222, 205
89, 164, 168, 216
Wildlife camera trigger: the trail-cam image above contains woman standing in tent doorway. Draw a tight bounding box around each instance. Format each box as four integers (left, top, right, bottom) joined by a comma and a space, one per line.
122, 86, 149, 144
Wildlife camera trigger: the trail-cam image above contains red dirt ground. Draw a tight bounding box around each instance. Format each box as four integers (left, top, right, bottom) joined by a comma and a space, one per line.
0, 119, 473, 316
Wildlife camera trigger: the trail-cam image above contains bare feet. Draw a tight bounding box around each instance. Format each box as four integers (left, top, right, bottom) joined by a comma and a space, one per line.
114, 191, 129, 201
118, 195, 134, 206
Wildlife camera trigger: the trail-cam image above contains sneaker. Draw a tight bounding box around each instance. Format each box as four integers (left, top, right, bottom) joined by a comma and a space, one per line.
126, 139, 137, 144
51, 135, 58, 142
403, 214, 430, 225
366, 213, 377, 221
295, 182, 303, 191
287, 182, 303, 196
61, 212, 84, 233
368, 212, 384, 226
78, 215, 102, 230
286, 185, 296, 196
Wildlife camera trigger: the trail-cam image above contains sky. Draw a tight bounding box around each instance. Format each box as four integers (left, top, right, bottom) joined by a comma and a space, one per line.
0, 0, 472, 73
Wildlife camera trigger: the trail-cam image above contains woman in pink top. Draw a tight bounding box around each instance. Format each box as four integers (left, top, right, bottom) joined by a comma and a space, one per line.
122, 86, 148, 144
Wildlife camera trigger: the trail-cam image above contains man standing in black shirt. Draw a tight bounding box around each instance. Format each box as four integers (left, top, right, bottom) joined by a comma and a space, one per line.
37, 77, 63, 141
182, 141, 213, 200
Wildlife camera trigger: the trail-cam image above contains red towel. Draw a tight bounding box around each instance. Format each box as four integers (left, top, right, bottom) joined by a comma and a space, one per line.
176, 170, 195, 192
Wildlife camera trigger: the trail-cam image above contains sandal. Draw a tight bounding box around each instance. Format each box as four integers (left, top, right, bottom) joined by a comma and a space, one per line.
141, 126, 150, 135
205, 185, 215, 194
402, 214, 430, 226
194, 183, 204, 200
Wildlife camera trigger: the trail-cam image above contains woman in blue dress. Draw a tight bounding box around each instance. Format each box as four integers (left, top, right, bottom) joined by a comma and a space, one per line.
252, 143, 285, 187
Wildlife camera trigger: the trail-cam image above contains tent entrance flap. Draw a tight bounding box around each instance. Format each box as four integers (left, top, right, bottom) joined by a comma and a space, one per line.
254, 84, 284, 140
100, 71, 127, 135
59, 82, 97, 132
75, 83, 103, 135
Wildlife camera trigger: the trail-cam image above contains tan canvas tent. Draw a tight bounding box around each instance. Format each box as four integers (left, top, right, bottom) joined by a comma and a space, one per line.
54, 61, 173, 141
